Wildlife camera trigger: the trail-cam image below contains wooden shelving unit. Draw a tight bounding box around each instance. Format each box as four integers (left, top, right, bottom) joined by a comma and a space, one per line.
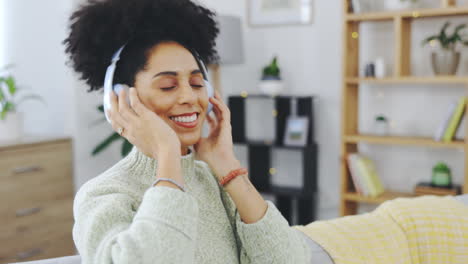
340, 0, 468, 216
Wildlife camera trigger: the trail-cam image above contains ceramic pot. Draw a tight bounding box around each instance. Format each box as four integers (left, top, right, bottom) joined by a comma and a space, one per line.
0, 112, 23, 141
431, 50, 460, 75
374, 121, 389, 136
258, 80, 284, 96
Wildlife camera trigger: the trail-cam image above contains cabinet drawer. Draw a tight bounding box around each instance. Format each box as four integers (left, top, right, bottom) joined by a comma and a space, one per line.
0, 197, 74, 235
0, 141, 73, 214
0, 198, 75, 262
0, 226, 75, 264
0, 140, 72, 182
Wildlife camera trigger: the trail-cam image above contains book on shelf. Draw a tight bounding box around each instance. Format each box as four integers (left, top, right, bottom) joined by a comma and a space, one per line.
348, 154, 366, 195
443, 96, 467, 142
347, 153, 384, 197
414, 182, 461, 196
435, 96, 467, 142
434, 100, 458, 141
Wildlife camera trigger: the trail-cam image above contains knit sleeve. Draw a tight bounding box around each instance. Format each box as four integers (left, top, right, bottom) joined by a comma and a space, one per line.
213, 160, 312, 264
72, 180, 199, 264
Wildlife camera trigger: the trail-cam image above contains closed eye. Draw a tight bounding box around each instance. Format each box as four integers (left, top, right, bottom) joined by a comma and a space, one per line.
161, 86, 176, 91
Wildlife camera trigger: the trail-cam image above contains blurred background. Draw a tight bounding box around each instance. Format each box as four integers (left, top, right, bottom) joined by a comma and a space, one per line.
1, 0, 468, 262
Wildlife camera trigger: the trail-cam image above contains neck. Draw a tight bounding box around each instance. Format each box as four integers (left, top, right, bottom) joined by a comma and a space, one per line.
181, 146, 190, 156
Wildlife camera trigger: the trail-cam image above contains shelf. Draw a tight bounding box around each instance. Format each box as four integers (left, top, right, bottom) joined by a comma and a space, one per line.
346, 6, 468, 22
346, 76, 468, 85
343, 191, 416, 204
345, 134, 465, 148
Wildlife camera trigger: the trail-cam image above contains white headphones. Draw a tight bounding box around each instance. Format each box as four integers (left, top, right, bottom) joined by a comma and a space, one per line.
103, 44, 214, 124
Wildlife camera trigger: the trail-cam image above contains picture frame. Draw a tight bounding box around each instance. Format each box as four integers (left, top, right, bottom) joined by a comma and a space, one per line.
284, 116, 309, 146
248, 0, 314, 27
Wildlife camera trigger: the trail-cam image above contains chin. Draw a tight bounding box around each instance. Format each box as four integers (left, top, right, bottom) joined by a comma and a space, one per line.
178, 131, 202, 148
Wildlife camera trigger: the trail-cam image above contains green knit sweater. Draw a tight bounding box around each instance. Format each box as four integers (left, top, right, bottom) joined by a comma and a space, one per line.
73, 146, 312, 263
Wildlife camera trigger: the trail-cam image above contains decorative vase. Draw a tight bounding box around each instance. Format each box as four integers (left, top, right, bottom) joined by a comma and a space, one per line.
384, 0, 417, 10
374, 120, 389, 136
0, 112, 23, 141
258, 79, 284, 96
375, 57, 386, 78
431, 50, 460, 75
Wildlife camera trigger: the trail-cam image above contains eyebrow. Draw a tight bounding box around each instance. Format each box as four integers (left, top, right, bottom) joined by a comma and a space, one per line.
153, 69, 202, 79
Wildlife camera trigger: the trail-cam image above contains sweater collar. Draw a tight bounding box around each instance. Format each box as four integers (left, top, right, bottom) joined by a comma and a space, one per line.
127, 146, 196, 180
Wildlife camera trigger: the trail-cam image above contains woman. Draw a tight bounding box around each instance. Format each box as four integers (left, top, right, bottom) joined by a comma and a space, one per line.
64, 0, 312, 263
64, 1, 468, 264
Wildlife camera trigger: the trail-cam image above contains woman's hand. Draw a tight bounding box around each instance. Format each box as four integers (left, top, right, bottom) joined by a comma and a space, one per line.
194, 91, 241, 180
107, 87, 181, 160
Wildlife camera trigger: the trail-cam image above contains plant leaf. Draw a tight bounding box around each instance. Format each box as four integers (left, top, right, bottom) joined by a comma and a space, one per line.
98, 104, 104, 113
91, 132, 122, 156
422, 35, 438, 46
0, 110, 6, 120
4, 101, 14, 112
121, 139, 133, 157
5, 76, 16, 95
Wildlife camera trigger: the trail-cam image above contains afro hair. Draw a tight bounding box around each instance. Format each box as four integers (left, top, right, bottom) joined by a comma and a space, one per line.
63, 0, 219, 92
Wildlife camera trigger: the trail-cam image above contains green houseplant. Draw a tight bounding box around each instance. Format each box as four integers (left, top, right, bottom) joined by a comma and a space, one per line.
91, 104, 133, 157
258, 56, 284, 96
422, 22, 468, 75
431, 162, 452, 187
262, 56, 281, 81
0, 65, 46, 140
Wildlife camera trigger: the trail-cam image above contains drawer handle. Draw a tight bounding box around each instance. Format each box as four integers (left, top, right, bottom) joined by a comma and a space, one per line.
12, 165, 43, 175
16, 207, 42, 217
16, 248, 43, 260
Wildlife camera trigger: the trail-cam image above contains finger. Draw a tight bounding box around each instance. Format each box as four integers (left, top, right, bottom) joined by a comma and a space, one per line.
129, 87, 147, 117
210, 96, 230, 123
118, 88, 137, 122
106, 109, 128, 135
214, 90, 221, 99
210, 97, 223, 122
206, 113, 217, 132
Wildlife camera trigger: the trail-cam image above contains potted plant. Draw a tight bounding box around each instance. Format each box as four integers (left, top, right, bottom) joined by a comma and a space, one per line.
431, 162, 452, 187
384, 0, 419, 10
91, 104, 133, 157
422, 22, 468, 75
0, 65, 46, 141
374, 115, 389, 136
258, 56, 284, 96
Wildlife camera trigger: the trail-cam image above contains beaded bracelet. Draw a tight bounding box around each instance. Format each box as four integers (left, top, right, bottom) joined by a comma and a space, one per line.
219, 168, 248, 187
152, 178, 186, 192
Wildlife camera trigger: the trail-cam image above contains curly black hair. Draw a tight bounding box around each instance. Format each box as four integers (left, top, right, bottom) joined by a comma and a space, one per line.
63, 0, 219, 92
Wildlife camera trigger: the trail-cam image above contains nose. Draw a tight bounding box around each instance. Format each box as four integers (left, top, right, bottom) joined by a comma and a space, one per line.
177, 82, 197, 106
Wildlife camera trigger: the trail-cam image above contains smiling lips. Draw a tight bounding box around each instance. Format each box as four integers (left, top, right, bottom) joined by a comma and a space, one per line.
169, 112, 199, 128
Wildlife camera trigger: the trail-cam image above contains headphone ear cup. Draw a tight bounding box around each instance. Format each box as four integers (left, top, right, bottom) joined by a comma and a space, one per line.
113, 84, 131, 105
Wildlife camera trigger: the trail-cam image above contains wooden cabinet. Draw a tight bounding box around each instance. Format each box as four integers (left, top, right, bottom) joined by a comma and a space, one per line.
0, 136, 76, 263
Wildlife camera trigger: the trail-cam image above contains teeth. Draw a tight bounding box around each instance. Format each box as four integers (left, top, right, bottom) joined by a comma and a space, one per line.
170, 113, 197, 123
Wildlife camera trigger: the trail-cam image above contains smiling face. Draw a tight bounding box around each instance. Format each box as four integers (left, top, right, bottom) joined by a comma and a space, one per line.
134, 41, 209, 154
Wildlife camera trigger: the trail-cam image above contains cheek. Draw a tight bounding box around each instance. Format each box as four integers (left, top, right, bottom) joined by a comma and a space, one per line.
143, 93, 176, 116
198, 90, 209, 111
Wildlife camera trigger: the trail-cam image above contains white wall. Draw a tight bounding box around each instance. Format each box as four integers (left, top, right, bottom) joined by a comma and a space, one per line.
0, 0, 5, 65
2, 0, 76, 136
